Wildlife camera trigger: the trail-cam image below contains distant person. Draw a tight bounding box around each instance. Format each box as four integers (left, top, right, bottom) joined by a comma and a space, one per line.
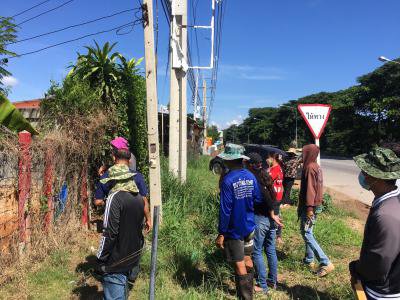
216, 151, 259, 300
267, 152, 284, 244
298, 144, 334, 277
349, 147, 400, 300
96, 169, 145, 299
282, 148, 302, 207
246, 153, 283, 295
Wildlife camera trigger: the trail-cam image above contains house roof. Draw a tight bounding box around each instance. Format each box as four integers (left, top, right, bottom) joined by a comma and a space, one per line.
12, 99, 42, 109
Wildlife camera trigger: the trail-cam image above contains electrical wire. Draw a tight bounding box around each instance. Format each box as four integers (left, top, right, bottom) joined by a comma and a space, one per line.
10, 0, 52, 18
6, 20, 143, 60
208, 0, 226, 121
16, 0, 75, 26
6, 8, 139, 45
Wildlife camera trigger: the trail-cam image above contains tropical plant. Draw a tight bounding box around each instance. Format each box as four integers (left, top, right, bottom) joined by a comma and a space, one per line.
69, 41, 120, 104
0, 93, 38, 134
0, 17, 17, 94
116, 55, 148, 179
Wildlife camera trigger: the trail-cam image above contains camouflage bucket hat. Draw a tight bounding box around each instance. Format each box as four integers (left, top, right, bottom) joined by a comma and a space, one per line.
100, 164, 139, 194
353, 147, 400, 180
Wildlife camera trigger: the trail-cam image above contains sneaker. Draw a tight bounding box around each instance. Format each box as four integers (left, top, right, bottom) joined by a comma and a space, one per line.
317, 263, 335, 277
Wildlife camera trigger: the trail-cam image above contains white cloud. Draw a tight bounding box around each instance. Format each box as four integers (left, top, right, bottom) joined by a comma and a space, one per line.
223, 115, 244, 129
241, 74, 283, 81
1, 76, 18, 87
210, 121, 221, 129
220, 64, 286, 81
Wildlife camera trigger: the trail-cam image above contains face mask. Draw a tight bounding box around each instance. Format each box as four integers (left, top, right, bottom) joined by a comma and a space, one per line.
358, 172, 371, 191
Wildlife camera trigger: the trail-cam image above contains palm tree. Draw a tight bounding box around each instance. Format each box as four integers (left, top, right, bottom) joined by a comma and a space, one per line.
69, 41, 120, 104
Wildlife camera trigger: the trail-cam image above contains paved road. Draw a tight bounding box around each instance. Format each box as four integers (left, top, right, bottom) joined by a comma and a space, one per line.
321, 158, 374, 206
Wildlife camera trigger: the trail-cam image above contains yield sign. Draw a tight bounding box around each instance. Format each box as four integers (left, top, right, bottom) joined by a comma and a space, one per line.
297, 104, 332, 139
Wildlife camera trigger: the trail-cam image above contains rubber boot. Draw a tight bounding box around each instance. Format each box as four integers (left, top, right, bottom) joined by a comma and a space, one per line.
235, 273, 254, 300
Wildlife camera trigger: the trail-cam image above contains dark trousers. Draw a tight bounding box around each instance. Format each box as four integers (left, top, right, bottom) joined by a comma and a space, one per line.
282, 177, 295, 205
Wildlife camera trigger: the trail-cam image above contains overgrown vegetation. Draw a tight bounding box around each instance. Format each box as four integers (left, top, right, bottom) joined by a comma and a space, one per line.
224, 59, 400, 156
0, 157, 364, 299
40, 40, 148, 178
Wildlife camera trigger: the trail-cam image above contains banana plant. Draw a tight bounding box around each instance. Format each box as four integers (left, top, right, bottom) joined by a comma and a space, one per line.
0, 93, 38, 135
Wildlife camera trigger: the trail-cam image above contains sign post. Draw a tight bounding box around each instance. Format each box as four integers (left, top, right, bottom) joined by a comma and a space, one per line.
297, 104, 332, 165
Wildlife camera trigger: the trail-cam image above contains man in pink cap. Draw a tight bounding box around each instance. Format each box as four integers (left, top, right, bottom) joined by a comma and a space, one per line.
94, 137, 151, 286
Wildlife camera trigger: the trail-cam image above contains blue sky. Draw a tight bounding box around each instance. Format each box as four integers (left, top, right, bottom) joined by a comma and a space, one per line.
2, 0, 400, 129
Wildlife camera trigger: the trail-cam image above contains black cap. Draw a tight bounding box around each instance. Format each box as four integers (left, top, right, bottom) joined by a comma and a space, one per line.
247, 152, 262, 164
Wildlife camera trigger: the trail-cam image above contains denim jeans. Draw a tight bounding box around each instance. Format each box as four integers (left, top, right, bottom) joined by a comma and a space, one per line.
102, 272, 129, 300
300, 211, 330, 266
252, 214, 278, 292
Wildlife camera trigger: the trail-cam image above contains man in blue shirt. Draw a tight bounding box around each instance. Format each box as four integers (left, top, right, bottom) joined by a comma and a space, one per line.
215, 152, 260, 300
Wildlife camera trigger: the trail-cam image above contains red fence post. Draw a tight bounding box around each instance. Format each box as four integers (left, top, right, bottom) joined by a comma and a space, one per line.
43, 148, 54, 230
18, 131, 31, 246
80, 164, 88, 228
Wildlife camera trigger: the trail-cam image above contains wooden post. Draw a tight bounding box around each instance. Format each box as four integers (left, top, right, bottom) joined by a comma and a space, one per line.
142, 0, 162, 218
43, 148, 54, 230
18, 131, 31, 248
316, 138, 320, 165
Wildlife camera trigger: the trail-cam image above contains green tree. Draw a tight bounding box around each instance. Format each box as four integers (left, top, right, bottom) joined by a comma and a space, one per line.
117, 56, 148, 179
207, 125, 219, 143
69, 41, 120, 104
0, 17, 17, 94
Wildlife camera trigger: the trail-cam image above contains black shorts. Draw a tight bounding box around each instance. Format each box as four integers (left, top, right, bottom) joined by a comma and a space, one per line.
223, 232, 254, 262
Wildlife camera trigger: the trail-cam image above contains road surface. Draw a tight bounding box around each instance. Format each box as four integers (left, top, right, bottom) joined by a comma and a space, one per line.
321, 158, 374, 206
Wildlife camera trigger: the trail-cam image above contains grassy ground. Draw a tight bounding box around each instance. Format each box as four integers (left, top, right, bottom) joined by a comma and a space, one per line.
0, 157, 364, 299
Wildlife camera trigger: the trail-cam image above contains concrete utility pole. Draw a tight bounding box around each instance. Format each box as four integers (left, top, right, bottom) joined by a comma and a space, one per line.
202, 79, 207, 154
169, 0, 188, 182
142, 0, 162, 217
142, 2, 162, 299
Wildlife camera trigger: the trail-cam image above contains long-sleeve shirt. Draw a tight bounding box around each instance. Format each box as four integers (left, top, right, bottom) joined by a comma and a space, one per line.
97, 191, 144, 273
252, 170, 279, 217
218, 169, 260, 239
355, 188, 400, 298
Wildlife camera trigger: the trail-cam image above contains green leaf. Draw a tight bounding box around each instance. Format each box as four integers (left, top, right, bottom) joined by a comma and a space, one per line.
0, 94, 39, 135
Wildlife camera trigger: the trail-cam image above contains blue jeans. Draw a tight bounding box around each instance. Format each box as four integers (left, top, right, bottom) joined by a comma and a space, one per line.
300, 211, 330, 266
102, 273, 128, 300
252, 214, 278, 292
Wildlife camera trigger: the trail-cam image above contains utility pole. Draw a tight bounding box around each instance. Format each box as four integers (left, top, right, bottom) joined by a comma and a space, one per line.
169, 0, 188, 182
142, 0, 162, 217
142, 1, 162, 299
202, 79, 207, 154
161, 105, 164, 154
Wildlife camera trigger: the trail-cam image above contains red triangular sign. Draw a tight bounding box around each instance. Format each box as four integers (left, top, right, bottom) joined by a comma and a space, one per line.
298, 104, 332, 139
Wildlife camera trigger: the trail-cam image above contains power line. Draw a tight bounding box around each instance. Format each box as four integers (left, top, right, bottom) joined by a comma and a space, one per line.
7, 9, 138, 45
17, 0, 75, 26
11, 0, 52, 18
6, 20, 143, 60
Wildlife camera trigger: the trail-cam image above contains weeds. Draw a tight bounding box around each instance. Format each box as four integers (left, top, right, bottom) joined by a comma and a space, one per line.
0, 157, 364, 300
